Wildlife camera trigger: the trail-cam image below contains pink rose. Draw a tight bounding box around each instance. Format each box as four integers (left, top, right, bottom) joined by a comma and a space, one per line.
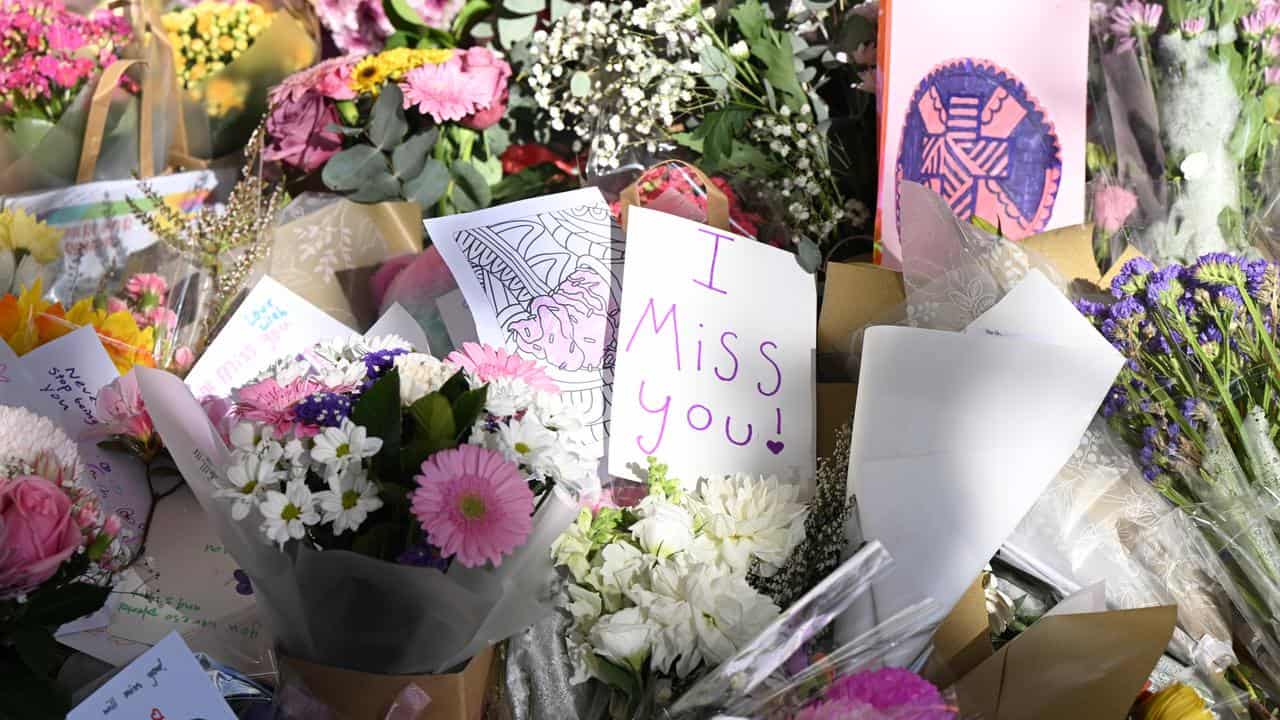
264, 91, 344, 173
1093, 183, 1138, 234
0, 475, 83, 595
458, 47, 511, 130
370, 254, 418, 310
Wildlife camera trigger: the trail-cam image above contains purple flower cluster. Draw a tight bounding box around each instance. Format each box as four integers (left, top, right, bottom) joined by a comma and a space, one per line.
1078, 253, 1280, 492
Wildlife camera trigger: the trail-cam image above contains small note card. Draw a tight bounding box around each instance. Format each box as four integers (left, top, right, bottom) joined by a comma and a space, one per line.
68, 631, 236, 720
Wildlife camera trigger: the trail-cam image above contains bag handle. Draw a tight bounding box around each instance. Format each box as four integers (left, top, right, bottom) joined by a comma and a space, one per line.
619, 160, 730, 231
76, 58, 155, 183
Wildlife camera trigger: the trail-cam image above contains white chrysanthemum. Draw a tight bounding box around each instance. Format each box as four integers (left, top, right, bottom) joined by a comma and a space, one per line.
310, 420, 382, 471
480, 376, 536, 417
394, 353, 457, 406
259, 481, 321, 547
314, 468, 383, 535
493, 414, 557, 468
0, 405, 80, 480
690, 473, 807, 577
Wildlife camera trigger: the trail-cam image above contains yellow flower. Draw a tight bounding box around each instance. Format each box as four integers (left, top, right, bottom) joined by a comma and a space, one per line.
417, 48, 455, 65
373, 47, 455, 81
350, 54, 393, 95
0, 208, 62, 264
0, 279, 54, 355
64, 299, 157, 373
203, 77, 248, 117
1135, 685, 1213, 720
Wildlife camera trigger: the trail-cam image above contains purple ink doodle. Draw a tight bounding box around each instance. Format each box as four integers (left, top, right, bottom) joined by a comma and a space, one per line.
896, 58, 1062, 241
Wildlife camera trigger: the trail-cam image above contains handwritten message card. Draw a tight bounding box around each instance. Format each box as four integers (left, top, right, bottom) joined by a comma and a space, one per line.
68, 631, 236, 720
609, 208, 816, 485
875, 0, 1088, 268
185, 275, 352, 398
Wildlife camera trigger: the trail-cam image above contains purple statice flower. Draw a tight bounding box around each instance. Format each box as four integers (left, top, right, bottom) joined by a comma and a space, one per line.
1198, 324, 1224, 347
1111, 256, 1158, 298
1075, 298, 1109, 321
1110, 1, 1163, 52
1181, 16, 1208, 36
396, 541, 450, 570
1111, 296, 1148, 321
1190, 252, 1248, 289
1145, 265, 1187, 309
362, 347, 411, 390
293, 392, 353, 428
1181, 397, 1207, 422
1146, 334, 1172, 354
1102, 386, 1128, 417
1142, 464, 1162, 482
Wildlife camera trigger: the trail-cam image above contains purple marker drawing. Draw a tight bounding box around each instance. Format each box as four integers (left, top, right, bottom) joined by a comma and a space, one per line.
693, 228, 734, 295
715, 331, 739, 382
635, 380, 670, 454
687, 404, 713, 431
757, 340, 782, 397
625, 298, 682, 371
725, 416, 753, 447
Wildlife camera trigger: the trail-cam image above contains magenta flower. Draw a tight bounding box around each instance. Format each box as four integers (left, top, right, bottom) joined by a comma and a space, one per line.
1267, 66, 1280, 86
457, 46, 511, 130
1109, 1, 1162, 51
1180, 16, 1207, 36
1093, 183, 1138, 234
235, 376, 329, 437
822, 668, 953, 719
95, 372, 154, 442
447, 342, 559, 392
314, 0, 463, 55
410, 445, 534, 568
399, 60, 488, 124
270, 55, 360, 105
263, 90, 345, 173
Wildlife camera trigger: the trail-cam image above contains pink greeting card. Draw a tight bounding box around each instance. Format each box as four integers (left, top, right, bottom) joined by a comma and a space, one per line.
875, 0, 1088, 268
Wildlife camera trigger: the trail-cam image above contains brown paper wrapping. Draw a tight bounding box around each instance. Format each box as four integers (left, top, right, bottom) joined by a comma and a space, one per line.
279, 646, 494, 720
266, 200, 423, 328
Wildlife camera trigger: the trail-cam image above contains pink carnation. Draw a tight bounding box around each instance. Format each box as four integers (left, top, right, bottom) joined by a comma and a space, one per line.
823, 668, 953, 720
95, 372, 154, 442
446, 342, 559, 392
315, 0, 463, 55
1092, 183, 1138, 234
410, 445, 533, 567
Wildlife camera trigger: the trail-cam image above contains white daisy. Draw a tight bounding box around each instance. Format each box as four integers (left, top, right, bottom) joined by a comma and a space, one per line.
309, 419, 382, 470
494, 415, 557, 468
259, 481, 321, 547
217, 454, 283, 521
315, 469, 383, 535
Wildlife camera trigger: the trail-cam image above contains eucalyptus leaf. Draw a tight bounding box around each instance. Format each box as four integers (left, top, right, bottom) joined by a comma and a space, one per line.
699, 45, 734, 94
384, 0, 428, 30
451, 160, 492, 211
470, 20, 494, 41
569, 71, 592, 97
322, 144, 389, 191
796, 237, 822, 273
498, 14, 538, 45
404, 158, 451, 208
349, 171, 403, 203
503, 0, 544, 13
392, 130, 437, 179
369, 84, 409, 150
325, 122, 365, 137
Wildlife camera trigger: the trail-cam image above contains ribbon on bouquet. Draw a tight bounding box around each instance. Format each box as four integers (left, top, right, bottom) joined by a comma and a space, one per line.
618, 159, 731, 231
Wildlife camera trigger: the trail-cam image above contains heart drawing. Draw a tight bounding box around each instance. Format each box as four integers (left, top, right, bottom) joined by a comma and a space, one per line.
766, 440, 785, 455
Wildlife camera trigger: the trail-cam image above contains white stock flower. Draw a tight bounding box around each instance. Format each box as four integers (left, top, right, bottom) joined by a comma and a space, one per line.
686, 570, 780, 665
595, 541, 647, 611
565, 583, 603, 630
315, 468, 383, 535
589, 607, 652, 671
482, 376, 537, 416
309, 420, 382, 471
691, 473, 807, 576
551, 509, 595, 582
395, 353, 457, 406
259, 481, 321, 547
630, 496, 694, 558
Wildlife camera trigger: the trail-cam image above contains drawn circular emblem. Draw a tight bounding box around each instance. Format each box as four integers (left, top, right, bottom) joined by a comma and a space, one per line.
896, 58, 1062, 241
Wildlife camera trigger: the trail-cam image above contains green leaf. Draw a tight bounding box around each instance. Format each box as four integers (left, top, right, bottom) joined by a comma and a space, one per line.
729, 0, 767, 42
593, 657, 639, 698
322, 144, 388, 191
688, 107, 751, 169
10, 626, 61, 677
754, 32, 806, 108
384, 30, 414, 49
569, 71, 592, 97
438, 369, 469, 402
349, 171, 403, 203
24, 582, 110, 628
451, 160, 492, 212
712, 140, 780, 175
470, 20, 494, 40
409, 392, 457, 456
351, 521, 402, 562
451, 386, 488, 440
492, 164, 564, 203
671, 131, 703, 153
796, 236, 822, 273
451, 0, 493, 36
699, 45, 735, 95
404, 158, 451, 208
393, 130, 439, 180
325, 122, 365, 137
474, 152, 504, 186
384, 0, 428, 30
352, 371, 402, 468
503, 0, 544, 13
497, 14, 538, 45
415, 26, 457, 48
369, 84, 409, 150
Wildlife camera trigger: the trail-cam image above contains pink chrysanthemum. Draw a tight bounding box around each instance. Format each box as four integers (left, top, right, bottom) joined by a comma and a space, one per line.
400, 61, 488, 123
235, 376, 328, 437
792, 698, 881, 720
446, 342, 559, 392
823, 668, 953, 719
410, 445, 533, 568
1268, 66, 1280, 86
270, 54, 359, 104
1180, 16, 1207, 37
1109, 1, 1162, 43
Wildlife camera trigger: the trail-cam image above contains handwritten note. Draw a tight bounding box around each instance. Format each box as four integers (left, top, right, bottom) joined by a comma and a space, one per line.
17, 328, 151, 550
68, 631, 236, 720
608, 208, 816, 485
185, 276, 353, 398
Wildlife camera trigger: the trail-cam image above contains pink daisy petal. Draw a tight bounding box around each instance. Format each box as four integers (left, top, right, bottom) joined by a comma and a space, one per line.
399, 62, 487, 124
446, 342, 559, 392
235, 377, 328, 437
410, 445, 534, 568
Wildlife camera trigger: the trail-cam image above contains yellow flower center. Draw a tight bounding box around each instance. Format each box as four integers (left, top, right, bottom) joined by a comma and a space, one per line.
342, 490, 359, 510
281, 503, 300, 521
336, 443, 350, 458
459, 493, 486, 520
514, 442, 531, 455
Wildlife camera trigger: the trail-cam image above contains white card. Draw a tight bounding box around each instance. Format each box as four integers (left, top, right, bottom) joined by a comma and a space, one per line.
185, 275, 353, 398
20, 327, 151, 550
68, 631, 236, 720
426, 188, 623, 450
609, 208, 816, 485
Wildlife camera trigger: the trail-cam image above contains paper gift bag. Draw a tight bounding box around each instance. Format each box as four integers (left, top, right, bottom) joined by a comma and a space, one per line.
278, 646, 494, 720
265, 198, 424, 328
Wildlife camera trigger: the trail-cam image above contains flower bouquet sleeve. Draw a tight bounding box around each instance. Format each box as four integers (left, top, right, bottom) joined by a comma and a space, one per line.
136, 325, 601, 679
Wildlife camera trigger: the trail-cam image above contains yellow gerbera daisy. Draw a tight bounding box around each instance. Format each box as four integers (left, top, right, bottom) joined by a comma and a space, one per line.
0, 208, 62, 263
350, 54, 394, 95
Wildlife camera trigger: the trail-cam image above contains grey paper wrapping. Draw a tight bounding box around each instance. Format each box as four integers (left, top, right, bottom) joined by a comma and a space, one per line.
136, 366, 579, 674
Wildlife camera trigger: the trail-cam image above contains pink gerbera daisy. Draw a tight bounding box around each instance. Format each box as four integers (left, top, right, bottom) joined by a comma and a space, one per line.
399, 61, 486, 123
446, 342, 559, 392
235, 376, 328, 437
410, 445, 533, 567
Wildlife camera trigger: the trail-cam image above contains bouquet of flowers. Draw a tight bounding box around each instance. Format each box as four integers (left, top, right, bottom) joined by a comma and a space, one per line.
0, 0, 133, 147
525, 0, 848, 265
263, 41, 511, 215
1078, 252, 1280, 689
1089, 0, 1280, 262
0, 405, 127, 719
550, 457, 807, 716
310, 0, 465, 55
139, 329, 601, 678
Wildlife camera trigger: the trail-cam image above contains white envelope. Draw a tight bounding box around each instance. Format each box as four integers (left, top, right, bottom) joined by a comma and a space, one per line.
837, 272, 1123, 646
